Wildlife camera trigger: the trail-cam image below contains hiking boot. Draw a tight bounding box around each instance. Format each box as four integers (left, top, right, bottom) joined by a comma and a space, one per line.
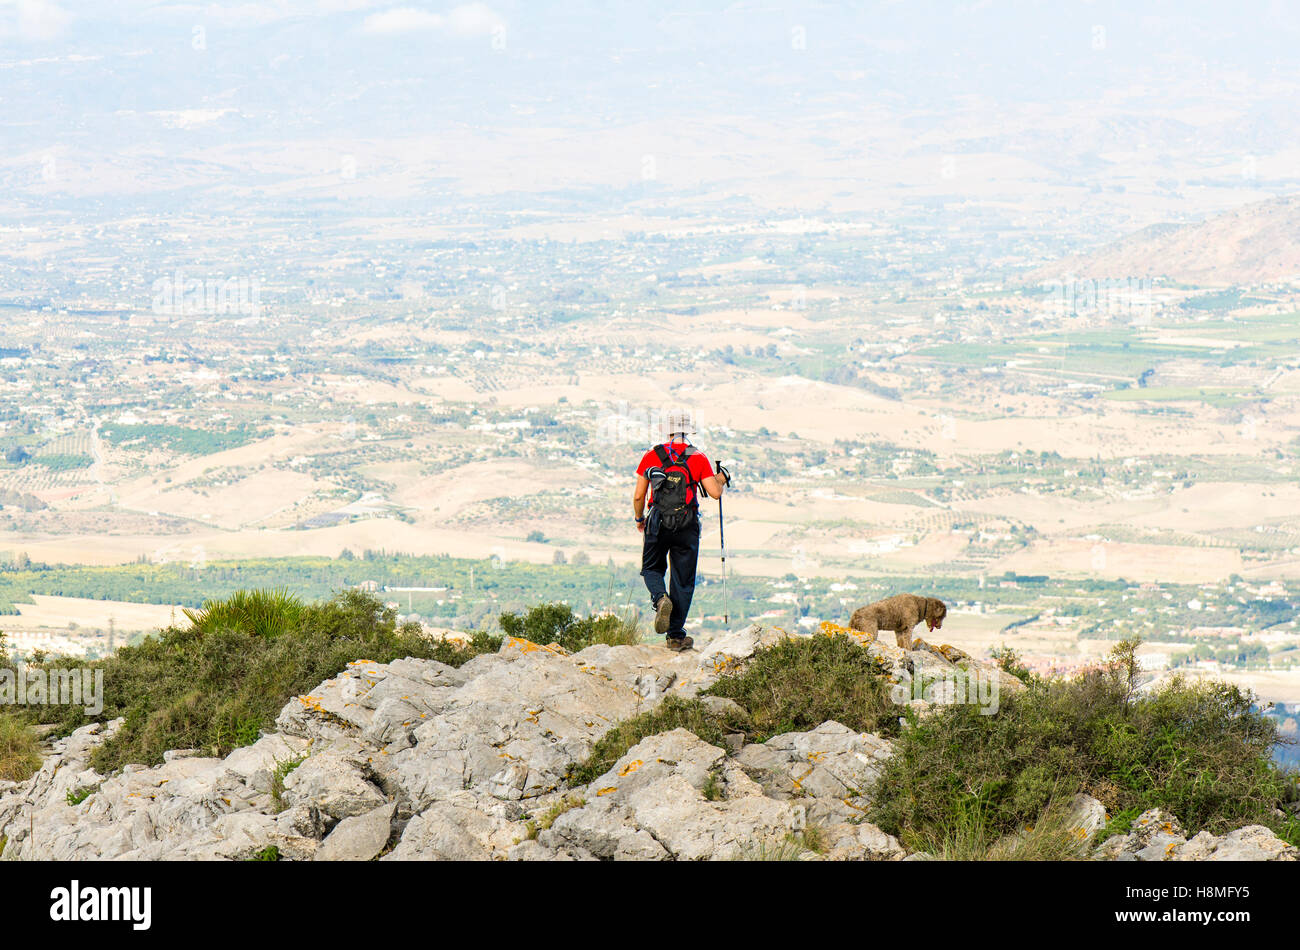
665, 635, 694, 652
653, 595, 673, 634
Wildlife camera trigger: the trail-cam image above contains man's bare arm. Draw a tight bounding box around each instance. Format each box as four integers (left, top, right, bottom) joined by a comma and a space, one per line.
632, 475, 649, 520
699, 472, 727, 500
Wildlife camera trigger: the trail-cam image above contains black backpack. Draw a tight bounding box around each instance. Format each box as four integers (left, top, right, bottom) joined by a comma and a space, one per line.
648, 444, 698, 531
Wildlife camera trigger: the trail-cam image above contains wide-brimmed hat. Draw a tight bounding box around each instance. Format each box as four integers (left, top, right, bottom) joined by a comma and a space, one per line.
663, 407, 696, 438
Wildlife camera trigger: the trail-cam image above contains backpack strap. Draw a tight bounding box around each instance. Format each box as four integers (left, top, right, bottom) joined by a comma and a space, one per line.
659, 442, 696, 462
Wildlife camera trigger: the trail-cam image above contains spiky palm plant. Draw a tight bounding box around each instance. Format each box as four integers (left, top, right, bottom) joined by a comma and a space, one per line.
183, 588, 304, 639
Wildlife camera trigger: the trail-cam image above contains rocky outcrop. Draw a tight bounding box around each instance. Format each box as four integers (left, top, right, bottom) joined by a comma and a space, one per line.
0, 627, 761, 860
1094, 807, 1298, 862
0, 721, 320, 860
0, 624, 1292, 861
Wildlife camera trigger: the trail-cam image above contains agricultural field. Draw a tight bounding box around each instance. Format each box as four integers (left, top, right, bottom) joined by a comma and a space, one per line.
4, 161, 1300, 701
2, 549, 1297, 708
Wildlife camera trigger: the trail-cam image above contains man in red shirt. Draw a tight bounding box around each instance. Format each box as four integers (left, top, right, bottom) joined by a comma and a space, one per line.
632, 409, 729, 651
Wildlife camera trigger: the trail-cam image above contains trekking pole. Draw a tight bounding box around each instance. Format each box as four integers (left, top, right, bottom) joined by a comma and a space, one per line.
716, 459, 729, 629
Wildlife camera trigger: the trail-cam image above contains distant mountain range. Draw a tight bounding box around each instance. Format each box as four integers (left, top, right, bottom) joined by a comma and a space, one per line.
1028, 194, 1300, 286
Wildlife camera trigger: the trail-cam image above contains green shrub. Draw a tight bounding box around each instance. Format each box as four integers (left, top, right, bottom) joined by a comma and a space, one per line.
498, 602, 639, 653
869, 640, 1295, 850
912, 795, 1091, 861
66, 784, 97, 807
703, 633, 898, 741
795, 823, 827, 854
31, 588, 499, 772
270, 755, 306, 813
427, 630, 503, 665
735, 834, 810, 861
989, 645, 1034, 686
0, 714, 41, 782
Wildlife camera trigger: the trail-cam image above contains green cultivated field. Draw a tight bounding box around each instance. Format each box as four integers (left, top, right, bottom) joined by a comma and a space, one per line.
98, 423, 265, 455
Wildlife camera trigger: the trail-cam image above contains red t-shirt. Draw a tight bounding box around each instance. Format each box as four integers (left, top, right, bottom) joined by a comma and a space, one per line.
636, 442, 715, 506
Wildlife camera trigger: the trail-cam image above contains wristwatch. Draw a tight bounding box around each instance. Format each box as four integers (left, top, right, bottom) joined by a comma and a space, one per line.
635, 515, 645, 524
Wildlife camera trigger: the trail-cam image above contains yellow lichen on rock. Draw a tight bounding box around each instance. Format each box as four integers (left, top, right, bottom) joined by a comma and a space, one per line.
711, 656, 739, 675
819, 620, 874, 645
504, 636, 571, 657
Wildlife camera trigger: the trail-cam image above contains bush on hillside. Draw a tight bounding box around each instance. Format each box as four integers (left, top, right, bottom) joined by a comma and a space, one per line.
869, 639, 1300, 850
909, 794, 1096, 861
13, 589, 501, 773
0, 714, 41, 782
497, 602, 640, 653
703, 633, 899, 741
989, 645, 1034, 686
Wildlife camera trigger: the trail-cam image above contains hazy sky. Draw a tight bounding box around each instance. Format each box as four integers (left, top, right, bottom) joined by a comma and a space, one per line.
5, 1, 1298, 123
4, 2, 1298, 223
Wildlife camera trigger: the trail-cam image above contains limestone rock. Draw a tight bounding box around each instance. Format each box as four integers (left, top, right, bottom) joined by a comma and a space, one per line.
506, 839, 597, 861
223, 733, 310, 783
1174, 825, 1298, 862
823, 821, 906, 860
697, 695, 750, 723
1063, 793, 1108, 845
383, 794, 521, 860
740, 721, 892, 806
584, 728, 726, 802
695, 623, 787, 679
275, 802, 328, 840
1090, 808, 1295, 862
542, 796, 669, 860
383, 638, 654, 811
572, 642, 699, 698
565, 729, 806, 861
2, 622, 1287, 864
316, 802, 397, 861
626, 774, 802, 860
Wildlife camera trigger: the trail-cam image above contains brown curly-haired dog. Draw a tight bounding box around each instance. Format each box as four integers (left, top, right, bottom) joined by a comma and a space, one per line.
849, 594, 947, 650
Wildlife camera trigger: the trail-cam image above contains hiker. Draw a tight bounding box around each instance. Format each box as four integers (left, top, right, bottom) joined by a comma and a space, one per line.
632, 409, 730, 651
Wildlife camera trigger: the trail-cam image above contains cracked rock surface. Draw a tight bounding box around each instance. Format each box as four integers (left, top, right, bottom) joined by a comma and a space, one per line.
2, 625, 1292, 861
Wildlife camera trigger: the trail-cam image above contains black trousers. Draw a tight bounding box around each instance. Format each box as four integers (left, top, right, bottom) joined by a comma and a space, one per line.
640, 508, 700, 638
